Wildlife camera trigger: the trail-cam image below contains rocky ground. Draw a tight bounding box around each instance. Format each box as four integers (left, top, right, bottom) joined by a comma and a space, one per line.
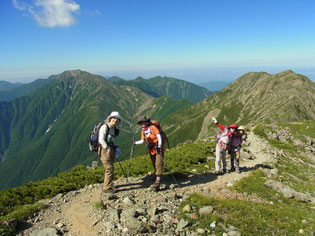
16, 128, 314, 236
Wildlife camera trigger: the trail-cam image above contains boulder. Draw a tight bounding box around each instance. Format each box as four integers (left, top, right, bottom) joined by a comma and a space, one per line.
199, 206, 214, 216
91, 161, 99, 169
30, 228, 59, 236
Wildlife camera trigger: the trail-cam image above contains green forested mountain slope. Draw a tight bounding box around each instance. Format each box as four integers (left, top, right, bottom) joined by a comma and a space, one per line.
0, 70, 193, 189
109, 76, 212, 103
0, 81, 22, 91
1, 69, 313, 190
163, 70, 315, 145
0, 102, 13, 161
0, 76, 55, 101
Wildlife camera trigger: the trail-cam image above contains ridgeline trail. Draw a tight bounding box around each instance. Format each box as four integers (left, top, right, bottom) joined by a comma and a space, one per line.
19, 129, 273, 236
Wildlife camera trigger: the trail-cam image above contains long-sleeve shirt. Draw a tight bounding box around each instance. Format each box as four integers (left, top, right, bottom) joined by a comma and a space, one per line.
216, 122, 232, 137
98, 123, 117, 149
217, 122, 224, 131
135, 125, 163, 155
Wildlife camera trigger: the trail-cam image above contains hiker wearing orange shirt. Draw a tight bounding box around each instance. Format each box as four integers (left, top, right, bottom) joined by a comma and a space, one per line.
134, 116, 165, 190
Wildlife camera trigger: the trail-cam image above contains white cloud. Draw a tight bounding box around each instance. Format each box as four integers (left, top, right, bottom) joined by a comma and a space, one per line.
12, 0, 27, 10
85, 9, 101, 17
12, 0, 80, 28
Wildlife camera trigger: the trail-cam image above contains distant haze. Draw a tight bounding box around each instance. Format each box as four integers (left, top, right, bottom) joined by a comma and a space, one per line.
1, 1, 314, 84
2, 65, 315, 85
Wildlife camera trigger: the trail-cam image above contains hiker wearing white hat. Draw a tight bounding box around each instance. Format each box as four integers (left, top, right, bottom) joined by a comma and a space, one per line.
99, 111, 122, 194
238, 126, 247, 145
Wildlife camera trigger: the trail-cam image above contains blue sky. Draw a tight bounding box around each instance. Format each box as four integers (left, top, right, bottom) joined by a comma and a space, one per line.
0, 0, 314, 83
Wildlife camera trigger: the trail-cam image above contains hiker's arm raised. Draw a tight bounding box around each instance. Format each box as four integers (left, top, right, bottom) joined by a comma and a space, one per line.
217, 122, 224, 131
213, 117, 224, 131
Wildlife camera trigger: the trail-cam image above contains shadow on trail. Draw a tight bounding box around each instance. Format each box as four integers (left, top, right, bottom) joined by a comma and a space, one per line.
240, 163, 272, 173
115, 162, 273, 193
115, 171, 218, 193
165, 172, 217, 188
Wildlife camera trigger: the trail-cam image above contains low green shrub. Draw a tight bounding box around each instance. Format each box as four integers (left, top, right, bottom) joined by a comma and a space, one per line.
180, 193, 315, 235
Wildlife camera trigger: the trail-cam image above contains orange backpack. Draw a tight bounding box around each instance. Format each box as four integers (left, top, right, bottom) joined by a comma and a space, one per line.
150, 120, 170, 149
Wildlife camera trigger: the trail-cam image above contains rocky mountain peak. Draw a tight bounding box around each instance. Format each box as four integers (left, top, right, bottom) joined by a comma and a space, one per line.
276, 69, 295, 76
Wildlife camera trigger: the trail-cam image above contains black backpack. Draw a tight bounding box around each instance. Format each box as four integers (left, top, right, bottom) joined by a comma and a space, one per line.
89, 122, 120, 152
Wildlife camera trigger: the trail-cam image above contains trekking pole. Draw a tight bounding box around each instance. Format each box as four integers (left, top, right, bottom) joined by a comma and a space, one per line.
166, 137, 171, 151
127, 137, 135, 179
116, 156, 128, 184
160, 155, 180, 187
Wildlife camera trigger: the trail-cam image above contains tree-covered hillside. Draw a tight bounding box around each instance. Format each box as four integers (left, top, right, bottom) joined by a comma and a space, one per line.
0, 70, 193, 190
109, 76, 212, 103
0, 76, 55, 101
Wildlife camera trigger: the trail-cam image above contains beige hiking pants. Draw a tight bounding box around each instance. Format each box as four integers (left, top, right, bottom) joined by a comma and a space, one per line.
100, 147, 115, 190
150, 153, 164, 176
215, 144, 227, 172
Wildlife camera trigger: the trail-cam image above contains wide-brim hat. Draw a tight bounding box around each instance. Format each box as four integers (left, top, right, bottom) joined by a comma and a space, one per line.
137, 116, 150, 124
106, 111, 122, 128
238, 126, 245, 131
107, 111, 122, 121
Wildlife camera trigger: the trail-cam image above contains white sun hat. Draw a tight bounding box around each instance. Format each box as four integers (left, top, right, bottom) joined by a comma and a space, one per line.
106, 111, 123, 127
238, 126, 245, 131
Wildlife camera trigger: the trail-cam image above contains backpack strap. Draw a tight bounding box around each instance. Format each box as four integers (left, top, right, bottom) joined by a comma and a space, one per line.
114, 127, 120, 137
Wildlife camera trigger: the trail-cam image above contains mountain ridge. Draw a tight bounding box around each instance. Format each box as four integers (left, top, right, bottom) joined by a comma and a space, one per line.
109, 75, 212, 103
0, 76, 55, 101
0, 70, 194, 189
163, 70, 315, 145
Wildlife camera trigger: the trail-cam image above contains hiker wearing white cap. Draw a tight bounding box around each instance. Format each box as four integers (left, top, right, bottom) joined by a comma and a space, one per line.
98, 111, 122, 193
238, 126, 247, 145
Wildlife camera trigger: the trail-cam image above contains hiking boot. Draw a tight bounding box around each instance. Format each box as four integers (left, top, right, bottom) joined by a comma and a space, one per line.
222, 169, 227, 174
102, 188, 116, 194
229, 167, 235, 173
101, 189, 117, 202
150, 181, 160, 191
215, 171, 222, 176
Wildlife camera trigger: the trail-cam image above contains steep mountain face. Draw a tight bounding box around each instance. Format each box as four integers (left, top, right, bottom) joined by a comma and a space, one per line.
0, 76, 55, 101
0, 102, 13, 161
0, 70, 193, 189
109, 76, 212, 103
163, 70, 315, 144
135, 96, 193, 123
